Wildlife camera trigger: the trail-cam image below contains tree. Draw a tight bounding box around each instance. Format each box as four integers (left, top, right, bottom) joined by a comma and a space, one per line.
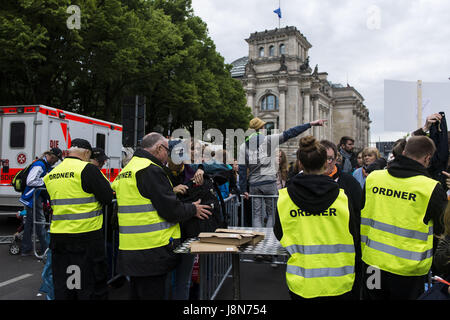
0, 0, 251, 135
0, 0, 83, 105
147, 0, 251, 134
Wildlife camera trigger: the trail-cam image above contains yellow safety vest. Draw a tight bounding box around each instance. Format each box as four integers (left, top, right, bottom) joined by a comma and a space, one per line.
278, 188, 355, 299
111, 156, 180, 251
361, 169, 437, 276
44, 158, 103, 234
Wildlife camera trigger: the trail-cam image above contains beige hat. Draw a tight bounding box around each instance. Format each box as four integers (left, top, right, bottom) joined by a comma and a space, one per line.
249, 117, 266, 130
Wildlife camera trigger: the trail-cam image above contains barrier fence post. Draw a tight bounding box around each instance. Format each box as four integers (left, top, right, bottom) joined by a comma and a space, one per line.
240, 195, 245, 227
232, 253, 241, 300
33, 187, 50, 260
104, 202, 108, 260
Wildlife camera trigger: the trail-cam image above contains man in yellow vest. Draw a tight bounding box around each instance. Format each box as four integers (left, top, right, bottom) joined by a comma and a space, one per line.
43, 138, 114, 300
361, 136, 447, 299
112, 132, 212, 300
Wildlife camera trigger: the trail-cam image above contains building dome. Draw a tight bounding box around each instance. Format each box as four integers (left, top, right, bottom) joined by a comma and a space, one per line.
230, 56, 248, 78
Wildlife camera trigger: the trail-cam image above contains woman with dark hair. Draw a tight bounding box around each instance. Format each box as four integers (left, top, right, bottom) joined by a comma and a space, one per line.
273, 136, 361, 300
320, 140, 362, 215
287, 149, 303, 183
277, 150, 288, 189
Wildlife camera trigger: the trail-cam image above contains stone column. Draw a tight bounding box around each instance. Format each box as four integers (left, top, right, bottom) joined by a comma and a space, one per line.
246, 83, 256, 115
321, 107, 327, 140
318, 106, 323, 139
303, 91, 311, 125
328, 106, 332, 140
352, 107, 357, 144
279, 89, 286, 132
356, 104, 361, 146
247, 92, 254, 112
322, 107, 327, 140
312, 96, 319, 138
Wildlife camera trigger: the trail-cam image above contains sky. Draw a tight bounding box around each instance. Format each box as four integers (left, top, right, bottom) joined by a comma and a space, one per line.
191, 0, 450, 143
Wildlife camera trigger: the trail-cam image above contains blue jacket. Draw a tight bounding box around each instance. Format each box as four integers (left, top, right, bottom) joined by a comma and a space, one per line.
19, 158, 51, 208
352, 167, 366, 189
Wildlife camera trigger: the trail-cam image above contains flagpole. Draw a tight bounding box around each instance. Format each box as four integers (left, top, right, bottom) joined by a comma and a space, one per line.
279, 0, 281, 28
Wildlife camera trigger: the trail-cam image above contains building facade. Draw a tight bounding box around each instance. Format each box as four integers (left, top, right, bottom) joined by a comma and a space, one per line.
231, 26, 371, 160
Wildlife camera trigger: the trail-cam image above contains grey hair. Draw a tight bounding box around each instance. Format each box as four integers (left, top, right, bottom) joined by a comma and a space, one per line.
68, 146, 90, 153
141, 132, 166, 149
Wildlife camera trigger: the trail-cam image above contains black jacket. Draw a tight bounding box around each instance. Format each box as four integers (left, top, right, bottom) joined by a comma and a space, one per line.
117, 149, 197, 277
331, 165, 363, 214
429, 114, 449, 189
273, 173, 362, 295
49, 156, 114, 245
363, 155, 447, 236
412, 115, 449, 191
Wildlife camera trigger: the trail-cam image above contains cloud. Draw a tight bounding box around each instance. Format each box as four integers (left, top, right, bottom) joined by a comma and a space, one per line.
191, 0, 450, 142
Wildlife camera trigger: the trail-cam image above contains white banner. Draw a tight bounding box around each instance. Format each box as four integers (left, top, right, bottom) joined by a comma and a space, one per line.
384, 80, 450, 132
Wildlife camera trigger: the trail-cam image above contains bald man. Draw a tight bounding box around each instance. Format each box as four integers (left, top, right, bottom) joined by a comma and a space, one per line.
112, 132, 211, 300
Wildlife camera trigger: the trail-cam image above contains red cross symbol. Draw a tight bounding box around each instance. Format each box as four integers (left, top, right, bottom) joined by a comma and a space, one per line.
17, 153, 27, 165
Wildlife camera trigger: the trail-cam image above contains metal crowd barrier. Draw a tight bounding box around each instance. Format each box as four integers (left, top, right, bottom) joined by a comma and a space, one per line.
104, 199, 121, 284
195, 194, 240, 300
223, 194, 239, 227
198, 252, 233, 300
192, 194, 282, 300
32, 187, 51, 260
240, 194, 279, 228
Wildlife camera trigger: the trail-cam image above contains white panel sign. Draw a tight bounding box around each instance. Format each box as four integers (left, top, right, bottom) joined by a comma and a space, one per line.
384, 80, 450, 132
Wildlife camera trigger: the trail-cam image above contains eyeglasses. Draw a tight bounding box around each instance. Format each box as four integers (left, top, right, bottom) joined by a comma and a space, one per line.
160, 144, 170, 153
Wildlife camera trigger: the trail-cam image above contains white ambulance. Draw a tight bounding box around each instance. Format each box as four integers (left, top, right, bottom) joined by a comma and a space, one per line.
0, 105, 123, 213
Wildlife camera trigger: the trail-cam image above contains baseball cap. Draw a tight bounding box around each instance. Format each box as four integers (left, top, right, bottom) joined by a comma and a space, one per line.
50, 147, 63, 160
91, 147, 109, 162
168, 139, 189, 163
168, 139, 182, 153
70, 138, 93, 151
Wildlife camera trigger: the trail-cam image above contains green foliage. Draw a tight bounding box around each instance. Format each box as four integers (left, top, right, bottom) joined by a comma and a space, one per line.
0, 0, 251, 134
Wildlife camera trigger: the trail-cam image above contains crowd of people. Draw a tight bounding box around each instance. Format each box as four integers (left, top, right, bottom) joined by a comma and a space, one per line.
17, 112, 450, 301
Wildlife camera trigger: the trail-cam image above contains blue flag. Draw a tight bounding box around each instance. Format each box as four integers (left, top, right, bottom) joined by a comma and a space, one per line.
274, 7, 282, 18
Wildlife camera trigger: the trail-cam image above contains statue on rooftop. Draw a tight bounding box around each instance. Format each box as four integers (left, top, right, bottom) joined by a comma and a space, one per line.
299, 56, 310, 72
279, 54, 287, 72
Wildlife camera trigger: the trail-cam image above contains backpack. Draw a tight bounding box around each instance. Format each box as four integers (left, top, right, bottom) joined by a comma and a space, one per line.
178, 175, 228, 238
11, 159, 42, 193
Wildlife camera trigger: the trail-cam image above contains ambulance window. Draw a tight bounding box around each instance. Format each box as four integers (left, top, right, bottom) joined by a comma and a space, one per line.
96, 133, 105, 150
10, 122, 25, 148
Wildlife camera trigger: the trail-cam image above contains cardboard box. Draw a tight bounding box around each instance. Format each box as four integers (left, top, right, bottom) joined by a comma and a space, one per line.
249, 234, 265, 246
215, 228, 255, 235
198, 232, 253, 246
215, 229, 266, 246
189, 241, 239, 253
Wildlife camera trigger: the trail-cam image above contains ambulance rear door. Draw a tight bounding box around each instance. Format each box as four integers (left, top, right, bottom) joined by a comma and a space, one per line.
47, 114, 70, 157
92, 124, 111, 179
0, 107, 38, 208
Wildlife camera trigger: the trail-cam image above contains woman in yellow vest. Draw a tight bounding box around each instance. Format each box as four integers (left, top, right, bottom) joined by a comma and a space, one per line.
273, 136, 361, 300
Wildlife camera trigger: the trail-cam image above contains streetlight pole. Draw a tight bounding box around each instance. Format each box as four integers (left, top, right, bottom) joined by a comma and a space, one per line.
167, 112, 173, 137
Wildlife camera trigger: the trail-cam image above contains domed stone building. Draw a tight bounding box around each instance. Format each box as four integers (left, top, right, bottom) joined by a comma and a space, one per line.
231, 26, 371, 160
